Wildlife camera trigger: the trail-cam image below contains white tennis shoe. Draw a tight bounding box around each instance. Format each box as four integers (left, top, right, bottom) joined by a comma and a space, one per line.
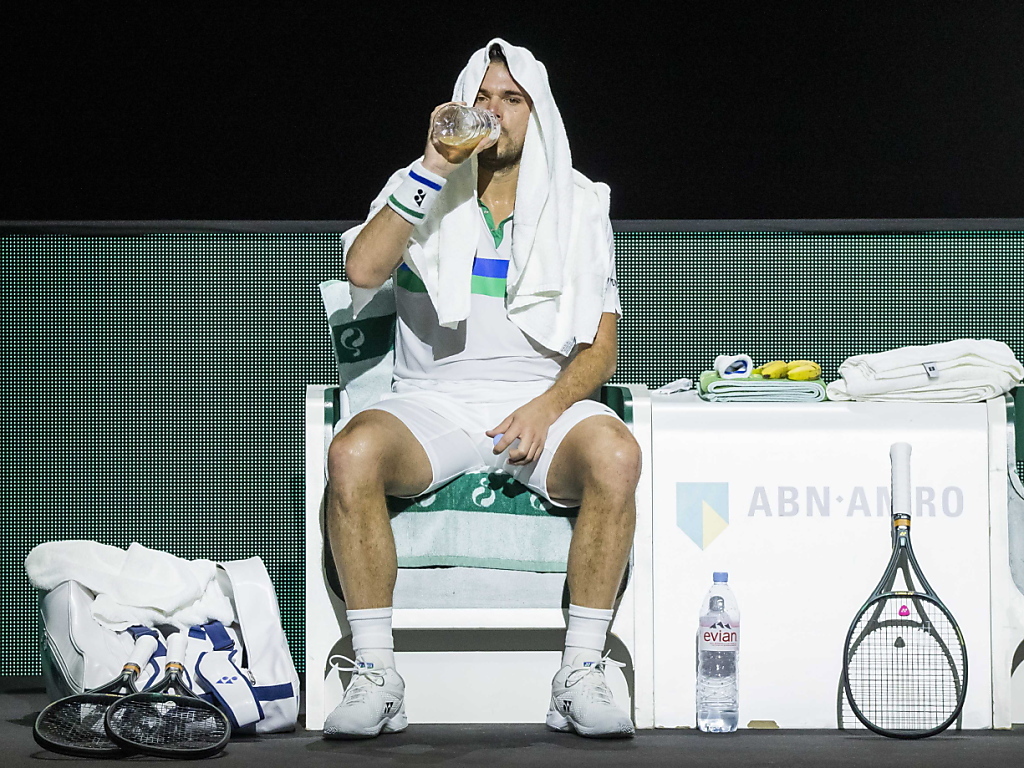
546, 654, 635, 738
324, 656, 407, 739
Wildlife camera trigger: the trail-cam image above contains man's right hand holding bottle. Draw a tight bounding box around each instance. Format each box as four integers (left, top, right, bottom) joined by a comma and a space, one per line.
422, 102, 499, 177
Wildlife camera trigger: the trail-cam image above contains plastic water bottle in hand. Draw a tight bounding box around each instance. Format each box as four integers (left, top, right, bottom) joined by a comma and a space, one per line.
432, 105, 500, 149
697, 571, 740, 732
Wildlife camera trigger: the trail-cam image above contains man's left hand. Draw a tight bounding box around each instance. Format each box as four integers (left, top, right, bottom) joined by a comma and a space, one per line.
486, 394, 563, 466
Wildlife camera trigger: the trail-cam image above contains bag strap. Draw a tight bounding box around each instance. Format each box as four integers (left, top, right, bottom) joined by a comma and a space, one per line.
189, 621, 234, 651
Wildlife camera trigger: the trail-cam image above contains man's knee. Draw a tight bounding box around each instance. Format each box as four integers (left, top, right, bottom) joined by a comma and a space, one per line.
327, 417, 390, 493
578, 420, 642, 496
327, 410, 432, 501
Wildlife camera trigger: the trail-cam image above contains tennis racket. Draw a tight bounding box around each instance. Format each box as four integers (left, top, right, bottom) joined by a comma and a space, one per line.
104, 631, 231, 759
33, 633, 159, 757
842, 442, 968, 738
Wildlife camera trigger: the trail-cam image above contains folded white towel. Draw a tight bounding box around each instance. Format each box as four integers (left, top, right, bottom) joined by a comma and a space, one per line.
827, 339, 1024, 402
25, 541, 236, 632
342, 38, 615, 357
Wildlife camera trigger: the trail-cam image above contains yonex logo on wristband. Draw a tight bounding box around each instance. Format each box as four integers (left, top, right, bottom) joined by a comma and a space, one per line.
387, 162, 445, 224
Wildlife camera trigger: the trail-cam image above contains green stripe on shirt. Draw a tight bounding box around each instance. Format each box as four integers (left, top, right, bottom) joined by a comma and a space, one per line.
397, 268, 504, 297
396, 267, 428, 293
471, 274, 506, 298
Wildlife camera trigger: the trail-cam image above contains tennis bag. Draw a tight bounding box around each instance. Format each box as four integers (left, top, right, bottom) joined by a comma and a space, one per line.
39, 557, 299, 734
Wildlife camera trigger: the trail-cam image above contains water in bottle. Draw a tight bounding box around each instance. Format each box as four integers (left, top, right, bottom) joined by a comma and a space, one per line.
696, 571, 739, 732
432, 105, 500, 149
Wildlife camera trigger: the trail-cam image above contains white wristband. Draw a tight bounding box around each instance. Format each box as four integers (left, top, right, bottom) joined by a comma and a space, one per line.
386, 161, 446, 224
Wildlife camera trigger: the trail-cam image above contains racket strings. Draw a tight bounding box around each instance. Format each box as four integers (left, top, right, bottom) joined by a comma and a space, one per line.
107, 696, 229, 751
36, 697, 121, 751
846, 596, 965, 733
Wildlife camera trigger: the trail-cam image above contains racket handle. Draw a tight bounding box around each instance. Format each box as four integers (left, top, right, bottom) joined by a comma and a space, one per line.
125, 634, 159, 672
890, 442, 913, 517
164, 632, 188, 667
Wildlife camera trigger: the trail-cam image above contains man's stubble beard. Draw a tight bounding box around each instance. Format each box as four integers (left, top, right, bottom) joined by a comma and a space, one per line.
477, 134, 525, 173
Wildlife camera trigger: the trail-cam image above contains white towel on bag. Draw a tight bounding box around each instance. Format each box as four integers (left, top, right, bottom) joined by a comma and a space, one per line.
25, 541, 236, 631
826, 339, 1024, 402
341, 38, 615, 356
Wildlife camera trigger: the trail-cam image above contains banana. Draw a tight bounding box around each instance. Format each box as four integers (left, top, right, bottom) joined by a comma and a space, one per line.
786, 361, 822, 381
758, 360, 790, 379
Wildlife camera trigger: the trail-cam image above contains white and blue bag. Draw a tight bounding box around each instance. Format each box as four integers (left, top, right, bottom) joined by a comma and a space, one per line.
39, 557, 299, 734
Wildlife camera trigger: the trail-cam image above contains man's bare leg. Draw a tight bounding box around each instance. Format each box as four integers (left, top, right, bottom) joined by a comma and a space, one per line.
324, 409, 433, 738
547, 416, 641, 610
326, 409, 432, 610
544, 414, 641, 737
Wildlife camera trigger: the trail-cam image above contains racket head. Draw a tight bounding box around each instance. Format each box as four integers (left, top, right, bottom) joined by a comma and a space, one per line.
843, 591, 968, 738
104, 634, 230, 759
32, 633, 159, 757
33, 692, 129, 757
104, 689, 231, 759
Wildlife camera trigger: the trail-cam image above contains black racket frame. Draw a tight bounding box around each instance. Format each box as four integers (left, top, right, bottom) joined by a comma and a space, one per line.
32, 661, 148, 757
842, 512, 968, 738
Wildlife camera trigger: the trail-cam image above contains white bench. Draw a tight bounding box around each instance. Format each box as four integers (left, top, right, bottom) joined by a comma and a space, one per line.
642, 392, 1024, 729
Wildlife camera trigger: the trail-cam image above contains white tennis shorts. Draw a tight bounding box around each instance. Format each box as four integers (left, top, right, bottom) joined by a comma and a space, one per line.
359, 380, 623, 508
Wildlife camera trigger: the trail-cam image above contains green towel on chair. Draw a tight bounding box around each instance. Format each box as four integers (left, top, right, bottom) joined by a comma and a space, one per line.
698, 371, 828, 402
389, 472, 575, 572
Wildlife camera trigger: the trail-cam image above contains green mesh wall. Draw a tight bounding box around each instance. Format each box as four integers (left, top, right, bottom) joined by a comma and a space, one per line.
2, 227, 1022, 677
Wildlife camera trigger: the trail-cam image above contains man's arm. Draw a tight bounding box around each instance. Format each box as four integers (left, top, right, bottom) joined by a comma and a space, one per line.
344, 206, 416, 289
487, 311, 618, 465
345, 102, 495, 289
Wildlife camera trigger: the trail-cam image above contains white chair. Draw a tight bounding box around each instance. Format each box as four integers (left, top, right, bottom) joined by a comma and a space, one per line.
304, 283, 655, 728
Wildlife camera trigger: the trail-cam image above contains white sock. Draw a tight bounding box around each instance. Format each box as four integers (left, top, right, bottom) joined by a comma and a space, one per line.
563, 604, 613, 667
347, 607, 396, 669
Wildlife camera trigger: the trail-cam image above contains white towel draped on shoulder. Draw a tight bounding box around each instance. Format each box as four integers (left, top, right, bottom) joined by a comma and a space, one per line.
341, 38, 615, 356
826, 339, 1024, 402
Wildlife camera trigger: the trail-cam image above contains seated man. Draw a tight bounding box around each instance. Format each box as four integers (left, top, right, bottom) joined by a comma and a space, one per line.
325, 38, 641, 739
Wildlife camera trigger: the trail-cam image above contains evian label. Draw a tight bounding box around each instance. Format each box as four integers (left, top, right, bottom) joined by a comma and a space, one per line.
699, 619, 739, 651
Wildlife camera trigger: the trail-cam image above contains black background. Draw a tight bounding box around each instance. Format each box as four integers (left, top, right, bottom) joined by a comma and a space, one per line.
3, 3, 1024, 221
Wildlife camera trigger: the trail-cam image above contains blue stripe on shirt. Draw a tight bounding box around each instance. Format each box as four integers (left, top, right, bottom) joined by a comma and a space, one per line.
471, 256, 509, 279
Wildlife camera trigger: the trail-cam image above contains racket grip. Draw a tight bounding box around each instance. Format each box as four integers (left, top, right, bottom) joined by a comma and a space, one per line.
164, 632, 188, 666
125, 634, 159, 671
890, 442, 913, 516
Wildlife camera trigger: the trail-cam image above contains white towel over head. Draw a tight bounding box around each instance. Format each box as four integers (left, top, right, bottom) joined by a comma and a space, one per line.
343, 38, 616, 357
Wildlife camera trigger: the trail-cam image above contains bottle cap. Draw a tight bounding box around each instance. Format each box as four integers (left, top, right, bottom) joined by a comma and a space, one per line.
713, 571, 728, 582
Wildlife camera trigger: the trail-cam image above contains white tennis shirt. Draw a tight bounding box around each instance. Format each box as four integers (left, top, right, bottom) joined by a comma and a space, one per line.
392, 201, 621, 386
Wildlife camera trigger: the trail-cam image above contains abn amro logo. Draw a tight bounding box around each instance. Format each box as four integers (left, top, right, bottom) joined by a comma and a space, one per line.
677, 482, 729, 549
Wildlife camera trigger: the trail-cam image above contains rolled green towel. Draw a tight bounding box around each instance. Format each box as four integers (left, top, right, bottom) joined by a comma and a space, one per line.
698, 371, 828, 402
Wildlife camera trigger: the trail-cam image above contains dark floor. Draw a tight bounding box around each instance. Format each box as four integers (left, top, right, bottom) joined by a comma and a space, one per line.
4, 684, 1024, 767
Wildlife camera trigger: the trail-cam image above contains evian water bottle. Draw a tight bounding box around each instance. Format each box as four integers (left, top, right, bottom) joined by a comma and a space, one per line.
696, 571, 739, 732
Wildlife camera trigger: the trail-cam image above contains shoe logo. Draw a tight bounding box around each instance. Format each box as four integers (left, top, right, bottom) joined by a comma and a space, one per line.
414, 189, 426, 206
216, 675, 239, 685
561, 700, 572, 713
384, 701, 394, 713
357, 661, 374, 669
